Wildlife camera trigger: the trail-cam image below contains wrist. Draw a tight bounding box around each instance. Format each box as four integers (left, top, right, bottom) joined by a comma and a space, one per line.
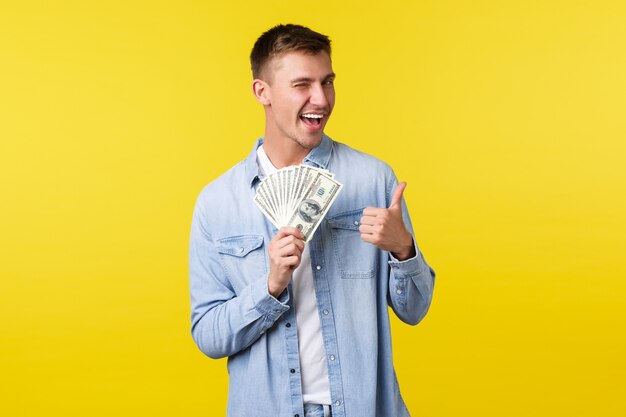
392, 234, 416, 261
268, 277, 286, 299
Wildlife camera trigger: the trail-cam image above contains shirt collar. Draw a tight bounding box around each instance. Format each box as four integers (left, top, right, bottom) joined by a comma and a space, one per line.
244, 137, 264, 187
244, 134, 334, 187
303, 134, 333, 170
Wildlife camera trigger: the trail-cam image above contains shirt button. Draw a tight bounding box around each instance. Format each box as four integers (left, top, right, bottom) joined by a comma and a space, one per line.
353, 220, 359, 225
323, 309, 329, 315
286, 322, 291, 328
238, 247, 244, 254
396, 289, 403, 295
316, 265, 321, 270
335, 400, 341, 406
290, 368, 296, 374
329, 354, 335, 361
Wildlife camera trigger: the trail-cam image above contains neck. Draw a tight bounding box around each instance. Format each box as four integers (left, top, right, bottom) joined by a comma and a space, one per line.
262, 134, 311, 169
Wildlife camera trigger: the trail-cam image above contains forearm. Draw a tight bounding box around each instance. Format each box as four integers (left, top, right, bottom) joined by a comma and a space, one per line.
388, 240, 436, 325
191, 273, 289, 359
189, 207, 290, 359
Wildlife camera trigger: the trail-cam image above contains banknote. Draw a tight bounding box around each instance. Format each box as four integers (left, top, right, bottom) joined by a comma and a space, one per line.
254, 165, 342, 241
285, 171, 342, 242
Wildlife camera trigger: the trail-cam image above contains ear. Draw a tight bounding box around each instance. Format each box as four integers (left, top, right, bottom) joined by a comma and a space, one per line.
252, 79, 270, 106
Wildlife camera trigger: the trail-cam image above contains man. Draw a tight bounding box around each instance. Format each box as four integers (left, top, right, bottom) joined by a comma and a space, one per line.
189, 24, 435, 417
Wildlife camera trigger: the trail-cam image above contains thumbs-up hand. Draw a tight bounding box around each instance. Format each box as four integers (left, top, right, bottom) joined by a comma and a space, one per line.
359, 182, 416, 261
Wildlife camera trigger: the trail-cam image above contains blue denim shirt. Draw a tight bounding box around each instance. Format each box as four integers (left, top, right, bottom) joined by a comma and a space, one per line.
189, 135, 435, 417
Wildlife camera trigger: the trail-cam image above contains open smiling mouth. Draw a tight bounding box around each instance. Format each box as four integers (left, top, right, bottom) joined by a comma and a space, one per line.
300, 113, 324, 127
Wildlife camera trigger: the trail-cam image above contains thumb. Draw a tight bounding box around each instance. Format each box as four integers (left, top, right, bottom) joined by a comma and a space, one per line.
389, 181, 407, 209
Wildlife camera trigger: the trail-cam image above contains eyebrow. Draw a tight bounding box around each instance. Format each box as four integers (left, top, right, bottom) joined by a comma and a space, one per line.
290, 73, 336, 84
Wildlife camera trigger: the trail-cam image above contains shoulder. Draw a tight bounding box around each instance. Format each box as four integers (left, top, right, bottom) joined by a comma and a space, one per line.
193, 160, 247, 221
199, 161, 245, 197
332, 140, 393, 172
330, 139, 395, 182
194, 137, 260, 206
198, 159, 244, 196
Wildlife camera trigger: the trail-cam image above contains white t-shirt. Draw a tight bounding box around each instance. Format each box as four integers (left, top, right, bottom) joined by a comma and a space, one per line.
256, 145, 331, 405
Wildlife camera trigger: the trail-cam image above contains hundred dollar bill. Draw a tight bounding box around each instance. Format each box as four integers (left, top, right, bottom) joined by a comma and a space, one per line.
254, 187, 280, 229
268, 172, 282, 223
289, 166, 302, 216
293, 166, 316, 214
285, 172, 343, 242
253, 165, 343, 239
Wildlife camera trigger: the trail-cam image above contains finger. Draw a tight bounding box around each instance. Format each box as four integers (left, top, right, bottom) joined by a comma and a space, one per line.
293, 237, 305, 253
359, 215, 374, 226
362, 207, 387, 217
274, 245, 294, 259
389, 182, 407, 209
276, 235, 305, 251
283, 255, 301, 269
359, 214, 388, 226
277, 243, 302, 257
272, 245, 302, 261
359, 224, 378, 235
280, 226, 305, 240
272, 228, 304, 246
360, 233, 376, 244
271, 229, 289, 243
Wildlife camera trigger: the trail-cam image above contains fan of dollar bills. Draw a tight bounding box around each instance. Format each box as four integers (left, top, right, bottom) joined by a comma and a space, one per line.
254, 165, 343, 242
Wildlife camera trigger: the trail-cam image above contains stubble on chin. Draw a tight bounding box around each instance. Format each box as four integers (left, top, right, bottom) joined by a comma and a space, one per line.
293, 133, 323, 151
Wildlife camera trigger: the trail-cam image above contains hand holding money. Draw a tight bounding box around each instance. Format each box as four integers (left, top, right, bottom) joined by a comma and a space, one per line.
359, 182, 416, 261
256, 165, 342, 297
267, 227, 305, 298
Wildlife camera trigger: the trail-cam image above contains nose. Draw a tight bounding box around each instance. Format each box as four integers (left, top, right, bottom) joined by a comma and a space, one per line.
309, 82, 329, 108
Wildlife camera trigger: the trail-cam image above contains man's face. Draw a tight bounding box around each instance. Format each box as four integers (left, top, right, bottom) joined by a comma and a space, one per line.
262, 51, 335, 151
303, 202, 318, 217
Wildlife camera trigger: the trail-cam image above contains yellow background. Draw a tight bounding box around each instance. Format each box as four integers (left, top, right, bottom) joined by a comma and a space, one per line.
1, 1, 625, 415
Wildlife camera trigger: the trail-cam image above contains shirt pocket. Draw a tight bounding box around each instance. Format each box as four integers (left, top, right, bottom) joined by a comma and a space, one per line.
328, 208, 378, 279
216, 235, 266, 294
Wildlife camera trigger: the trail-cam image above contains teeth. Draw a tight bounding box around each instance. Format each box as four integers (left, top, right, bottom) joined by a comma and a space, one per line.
302, 114, 323, 119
